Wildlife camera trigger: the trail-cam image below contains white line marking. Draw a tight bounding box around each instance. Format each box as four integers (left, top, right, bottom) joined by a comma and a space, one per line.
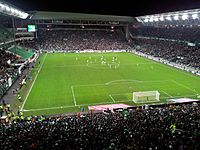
161, 90, 173, 98
132, 51, 200, 81
161, 94, 199, 99
71, 86, 77, 106
172, 80, 198, 94
23, 105, 75, 112
43, 62, 157, 69
105, 79, 142, 85
168, 65, 200, 81
21, 53, 47, 111
22, 93, 200, 112
111, 93, 131, 96
73, 83, 103, 88
73, 80, 171, 88
109, 94, 116, 103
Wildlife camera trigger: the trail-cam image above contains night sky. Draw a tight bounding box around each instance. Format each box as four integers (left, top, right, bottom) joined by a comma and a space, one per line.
5, 0, 200, 17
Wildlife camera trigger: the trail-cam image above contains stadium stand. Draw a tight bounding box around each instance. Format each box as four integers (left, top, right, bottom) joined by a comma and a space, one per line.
25, 29, 131, 51
0, 1, 200, 149
0, 103, 200, 149
8, 46, 35, 60
132, 38, 200, 69
0, 47, 19, 97
130, 26, 200, 43
0, 25, 13, 43
129, 24, 200, 70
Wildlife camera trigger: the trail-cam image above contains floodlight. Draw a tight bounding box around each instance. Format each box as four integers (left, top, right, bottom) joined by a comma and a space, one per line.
182, 14, 188, 20
144, 18, 149, 22
159, 16, 164, 21
5, 5, 10, 11
154, 17, 159, 22
149, 17, 154, 22
173, 15, 179, 20
0, 1, 29, 19
166, 16, 171, 21
192, 14, 198, 19
10, 8, 14, 13
0, 3, 3, 8
22, 12, 28, 19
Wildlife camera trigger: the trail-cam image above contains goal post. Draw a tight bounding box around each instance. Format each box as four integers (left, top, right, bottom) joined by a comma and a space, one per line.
133, 91, 160, 103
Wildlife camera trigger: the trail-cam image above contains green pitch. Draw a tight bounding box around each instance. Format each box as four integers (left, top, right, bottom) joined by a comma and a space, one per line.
21, 52, 200, 115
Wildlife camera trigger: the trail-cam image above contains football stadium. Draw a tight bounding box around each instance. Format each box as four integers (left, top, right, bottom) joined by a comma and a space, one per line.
0, 0, 200, 149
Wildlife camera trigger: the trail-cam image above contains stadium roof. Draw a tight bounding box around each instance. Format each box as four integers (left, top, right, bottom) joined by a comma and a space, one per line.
28, 11, 135, 23
0, 0, 29, 19
136, 8, 200, 24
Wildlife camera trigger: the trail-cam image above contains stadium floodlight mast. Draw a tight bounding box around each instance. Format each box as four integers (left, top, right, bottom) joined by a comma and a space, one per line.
154, 17, 159, 22
159, 16, 164, 21
0, 1, 29, 19
166, 16, 172, 21
136, 8, 200, 25
173, 15, 179, 20
149, 17, 154, 22
144, 18, 149, 22
182, 14, 188, 20
192, 13, 198, 19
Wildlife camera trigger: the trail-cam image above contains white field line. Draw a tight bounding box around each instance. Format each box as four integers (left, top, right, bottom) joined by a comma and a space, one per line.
132, 52, 200, 81
23, 101, 115, 112
73, 83, 103, 88
105, 79, 142, 85
169, 65, 200, 81
161, 94, 199, 99
23, 105, 75, 112
111, 93, 131, 96
71, 86, 77, 106
111, 92, 199, 99
72, 80, 171, 105
109, 94, 116, 103
161, 90, 173, 98
21, 53, 47, 111
73, 80, 171, 88
172, 80, 198, 94
44, 62, 157, 69
22, 93, 200, 112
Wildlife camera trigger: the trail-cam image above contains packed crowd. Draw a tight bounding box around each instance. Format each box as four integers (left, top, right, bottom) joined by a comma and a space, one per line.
0, 103, 200, 149
130, 26, 200, 43
0, 48, 19, 97
0, 27, 13, 43
133, 38, 200, 69
23, 29, 131, 51
18, 27, 200, 69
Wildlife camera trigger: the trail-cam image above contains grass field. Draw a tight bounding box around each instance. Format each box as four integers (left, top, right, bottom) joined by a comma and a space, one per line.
20, 52, 200, 115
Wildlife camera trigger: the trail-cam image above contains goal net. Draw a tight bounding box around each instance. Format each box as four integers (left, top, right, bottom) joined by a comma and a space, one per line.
133, 91, 160, 103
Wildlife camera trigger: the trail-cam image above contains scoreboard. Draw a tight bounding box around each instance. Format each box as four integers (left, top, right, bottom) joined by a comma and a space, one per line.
27, 25, 36, 32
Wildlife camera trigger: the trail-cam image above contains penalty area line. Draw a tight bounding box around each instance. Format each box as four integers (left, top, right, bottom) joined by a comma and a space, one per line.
71, 86, 77, 106
172, 80, 198, 94
21, 53, 47, 111
109, 94, 116, 103
161, 90, 173, 98
22, 100, 133, 112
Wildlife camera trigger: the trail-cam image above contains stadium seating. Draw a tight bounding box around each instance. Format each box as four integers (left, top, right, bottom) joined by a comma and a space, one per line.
0, 48, 19, 97
130, 26, 200, 43
24, 29, 131, 51
132, 38, 200, 69
0, 103, 199, 149
0, 26, 13, 43
8, 46, 35, 60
